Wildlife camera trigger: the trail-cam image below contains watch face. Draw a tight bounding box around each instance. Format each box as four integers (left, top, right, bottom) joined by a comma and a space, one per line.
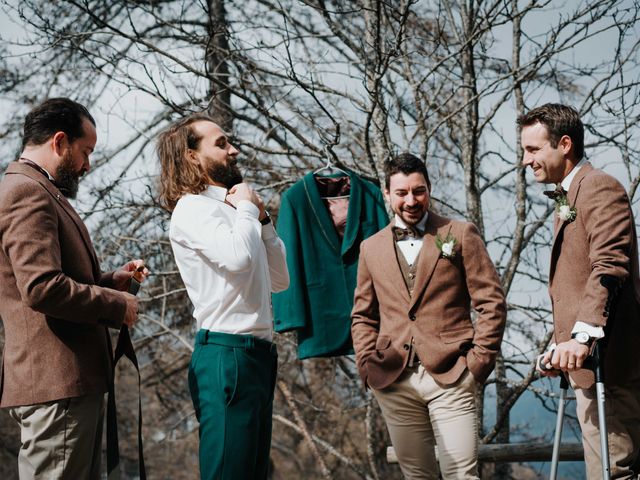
575, 332, 590, 344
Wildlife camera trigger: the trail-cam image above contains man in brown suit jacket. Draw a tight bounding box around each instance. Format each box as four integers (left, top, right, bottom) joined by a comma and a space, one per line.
521, 103, 640, 479
0, 98, 147, 479
351, 153, 506, 479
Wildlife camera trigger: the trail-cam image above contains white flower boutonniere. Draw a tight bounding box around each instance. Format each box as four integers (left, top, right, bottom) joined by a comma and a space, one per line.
556, 195, 577, 223
435, 232, 457, 259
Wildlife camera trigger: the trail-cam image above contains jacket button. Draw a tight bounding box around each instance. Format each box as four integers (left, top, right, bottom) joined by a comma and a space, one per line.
409, 314, 416, 321
403, 344, 410, 350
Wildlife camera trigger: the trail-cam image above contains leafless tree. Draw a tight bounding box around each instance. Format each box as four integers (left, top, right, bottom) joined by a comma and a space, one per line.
1, 0, 639, 478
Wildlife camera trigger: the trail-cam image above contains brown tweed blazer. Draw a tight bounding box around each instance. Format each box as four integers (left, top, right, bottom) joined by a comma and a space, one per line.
0, 162, 127, 407
549, 162, 640, 389
351, 211, 506, 390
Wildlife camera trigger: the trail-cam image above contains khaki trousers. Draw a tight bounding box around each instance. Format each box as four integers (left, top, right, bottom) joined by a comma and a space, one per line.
575, 383, 640, 479
372, 365, 479, 480
8, 393, 105, 480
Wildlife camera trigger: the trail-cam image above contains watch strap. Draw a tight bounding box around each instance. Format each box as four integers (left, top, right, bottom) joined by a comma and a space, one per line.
260, 211, 272, 225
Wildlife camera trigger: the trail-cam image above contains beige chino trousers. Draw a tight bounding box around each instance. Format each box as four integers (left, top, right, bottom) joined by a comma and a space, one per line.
574, 383, 640, 479
8, 393, 105, 480
373, 365, 479, 480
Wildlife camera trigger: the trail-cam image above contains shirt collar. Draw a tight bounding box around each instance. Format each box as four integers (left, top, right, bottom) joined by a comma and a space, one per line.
19, 158, 55, 182
200, 185, 228, 202
394, 211, 429, 232
560, 159, 586, 191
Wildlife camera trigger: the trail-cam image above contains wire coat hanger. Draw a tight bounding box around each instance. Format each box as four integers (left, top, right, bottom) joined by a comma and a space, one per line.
313, 147, 350, 199
314, 146, 348, 178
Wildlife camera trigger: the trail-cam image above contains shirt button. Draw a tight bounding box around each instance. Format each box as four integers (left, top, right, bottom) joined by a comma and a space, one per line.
409, 273, 415, 279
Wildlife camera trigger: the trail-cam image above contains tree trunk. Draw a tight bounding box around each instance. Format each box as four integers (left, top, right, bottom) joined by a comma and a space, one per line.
206, 0, 233, 131
459, 2, 483, 235
364, 0, 391, 185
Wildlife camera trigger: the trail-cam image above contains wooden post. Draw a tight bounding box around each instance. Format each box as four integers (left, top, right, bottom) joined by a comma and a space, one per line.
386, 443, 584, 464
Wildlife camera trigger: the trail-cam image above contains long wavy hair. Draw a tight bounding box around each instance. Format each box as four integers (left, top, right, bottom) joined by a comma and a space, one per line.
157, 114, 217, 212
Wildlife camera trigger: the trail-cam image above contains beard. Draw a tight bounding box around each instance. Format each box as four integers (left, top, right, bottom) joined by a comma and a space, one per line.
396, 205, 426, 226
55, 150, 81, 199
207, 158, 243, 189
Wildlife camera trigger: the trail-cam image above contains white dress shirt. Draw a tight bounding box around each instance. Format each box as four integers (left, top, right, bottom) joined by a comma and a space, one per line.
169, 185, 289, 341
395, 213, 429, 266
560, 158, 586, 191
559, 159, 605, 340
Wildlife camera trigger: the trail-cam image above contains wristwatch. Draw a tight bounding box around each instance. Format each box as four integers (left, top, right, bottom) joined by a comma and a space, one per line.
571, 331, 593, 346
260, 211, 272, 225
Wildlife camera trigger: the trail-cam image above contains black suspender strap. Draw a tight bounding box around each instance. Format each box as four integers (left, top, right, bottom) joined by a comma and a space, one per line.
106, 276, 146, 479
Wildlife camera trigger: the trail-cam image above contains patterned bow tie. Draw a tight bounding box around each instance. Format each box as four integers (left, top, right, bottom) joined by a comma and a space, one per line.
392, 226, 423, 241
543, 185, 567, 200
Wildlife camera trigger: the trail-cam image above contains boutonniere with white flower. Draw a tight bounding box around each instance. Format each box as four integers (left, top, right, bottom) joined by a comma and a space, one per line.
435, 232, 457, 259
555, 195, 577, 223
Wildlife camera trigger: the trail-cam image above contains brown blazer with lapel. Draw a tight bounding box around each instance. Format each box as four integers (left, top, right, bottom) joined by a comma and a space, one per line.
351, 211, 506, 390
549, 162, 640, 389
0, 162, 127, 407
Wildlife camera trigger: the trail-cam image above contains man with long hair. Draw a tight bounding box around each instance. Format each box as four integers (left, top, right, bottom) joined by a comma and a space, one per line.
157, 114, 289, 479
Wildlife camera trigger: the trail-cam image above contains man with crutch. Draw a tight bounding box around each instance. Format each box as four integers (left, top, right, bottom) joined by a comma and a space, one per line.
520, 103, 640, 479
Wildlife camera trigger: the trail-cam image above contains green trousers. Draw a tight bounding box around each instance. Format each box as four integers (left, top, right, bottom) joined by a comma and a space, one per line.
188, 330, 278, 480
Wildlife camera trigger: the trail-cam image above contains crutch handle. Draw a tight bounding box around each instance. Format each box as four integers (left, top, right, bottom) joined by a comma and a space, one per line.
538, 355, 553, 372
582, 340, 605, 382
538, 348, 559, 373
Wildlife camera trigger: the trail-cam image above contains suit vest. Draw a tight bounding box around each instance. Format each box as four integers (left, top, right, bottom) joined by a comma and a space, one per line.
393, 239, 419, 296
393, 239, 420, 365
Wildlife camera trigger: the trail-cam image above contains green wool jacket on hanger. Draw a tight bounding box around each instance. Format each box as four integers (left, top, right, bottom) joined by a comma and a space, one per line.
272, 171, 389, 359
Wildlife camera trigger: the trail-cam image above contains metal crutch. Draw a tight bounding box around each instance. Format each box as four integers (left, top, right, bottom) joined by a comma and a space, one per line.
583, 341, 610, 480
586, 273, 622, 480
542, 341, 610, 480
549, 371, 570, 480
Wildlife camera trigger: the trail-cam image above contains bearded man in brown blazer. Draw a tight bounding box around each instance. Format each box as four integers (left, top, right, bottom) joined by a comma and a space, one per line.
521, 103, 640, 479
351, 153, 506, 479
0, 98, 148, 479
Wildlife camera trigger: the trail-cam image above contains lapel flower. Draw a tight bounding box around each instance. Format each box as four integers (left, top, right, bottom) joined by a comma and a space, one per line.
435, 232, 457, 258
555, 195, 577, 223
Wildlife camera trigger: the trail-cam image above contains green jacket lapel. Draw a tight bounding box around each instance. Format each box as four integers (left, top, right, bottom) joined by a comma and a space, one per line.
341, 172, 362, 256
302, 173, 342, 255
